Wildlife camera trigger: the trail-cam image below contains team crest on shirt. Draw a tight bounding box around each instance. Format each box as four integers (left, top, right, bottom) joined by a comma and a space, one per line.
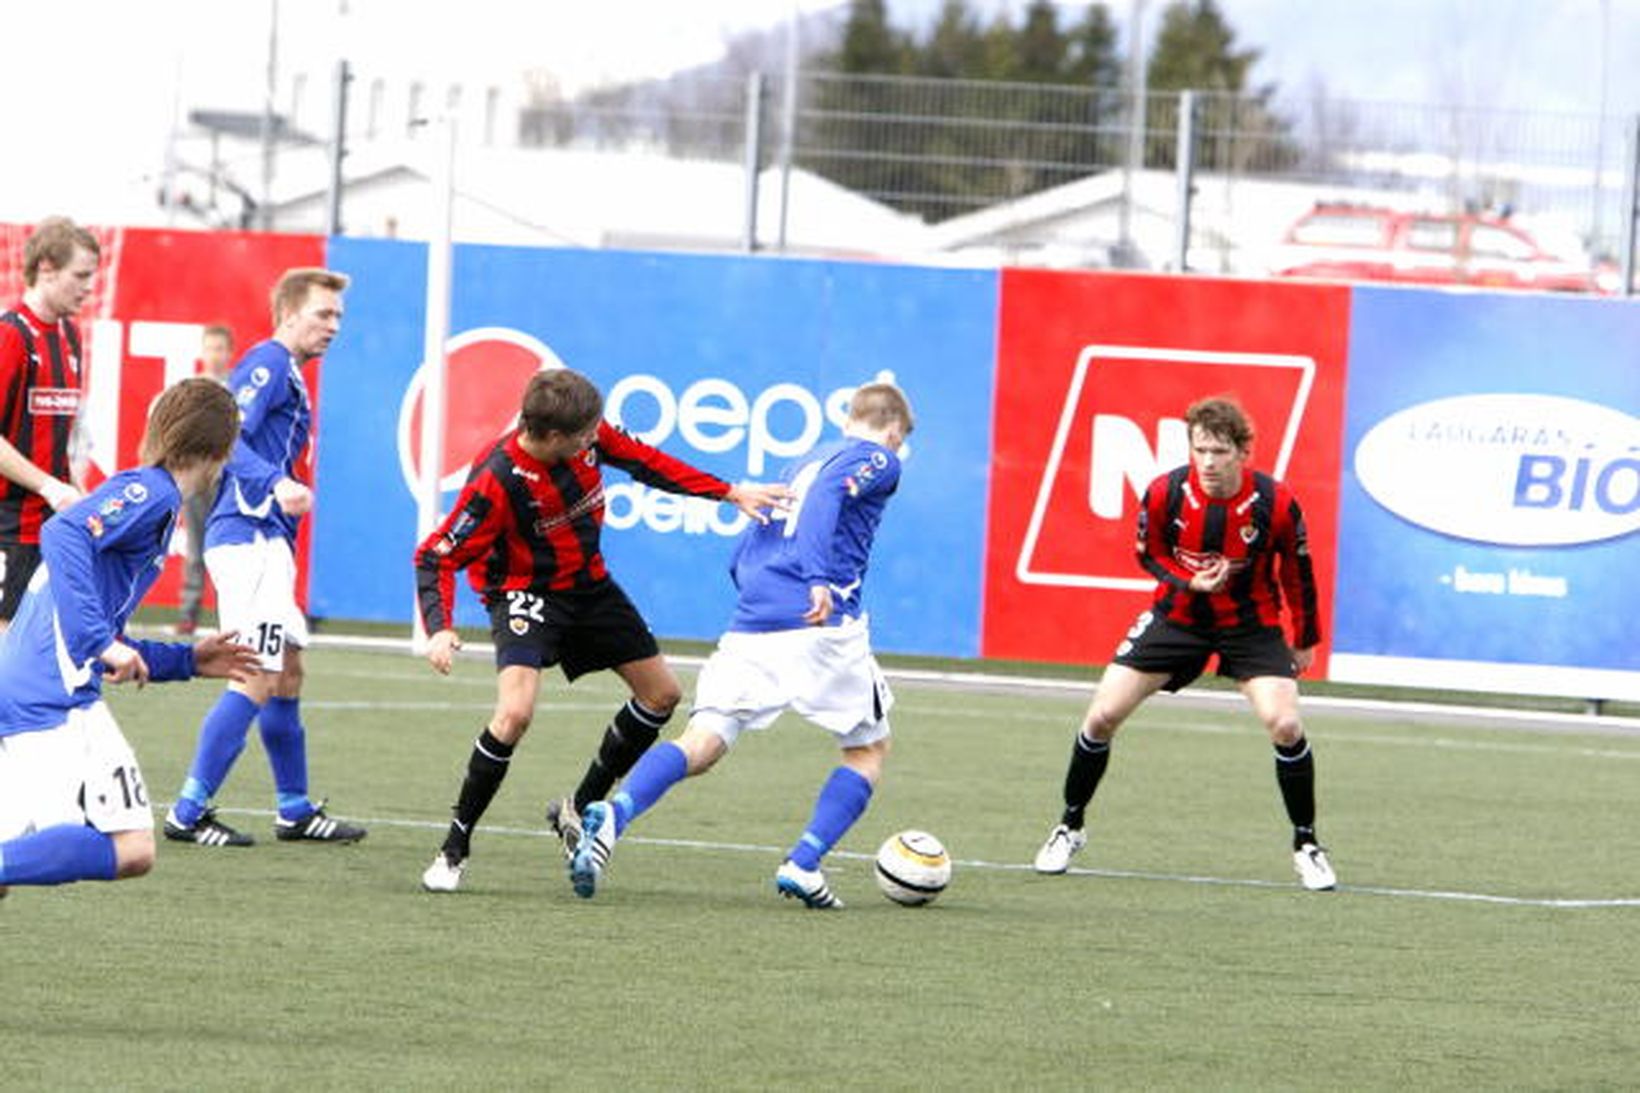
251, 366, 271, 387
509, 617, 529, 636
93, 496, 129, 531
123, 483, 148, 505
1240, 525, 1258, 544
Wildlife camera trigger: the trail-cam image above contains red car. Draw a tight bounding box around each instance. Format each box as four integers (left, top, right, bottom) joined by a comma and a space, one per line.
1270, 204, 1615, 294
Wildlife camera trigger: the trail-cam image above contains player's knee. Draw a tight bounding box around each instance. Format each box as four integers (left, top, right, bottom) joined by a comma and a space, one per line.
1266, 714, 1304, 747
1081, 706, 1122, 741
637, 682, 683, 716
114, 831, 156, 879
846, 740, 890, 784
490, 708, 533, 743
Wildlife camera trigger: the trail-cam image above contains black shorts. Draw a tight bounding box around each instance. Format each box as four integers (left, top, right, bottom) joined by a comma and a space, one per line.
1112, 611, 1296, 693
487, 579, 660, 680
0, 542, 41, 622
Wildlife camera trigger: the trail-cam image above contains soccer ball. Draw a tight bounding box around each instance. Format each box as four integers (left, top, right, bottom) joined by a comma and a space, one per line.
874, 830, 952, 906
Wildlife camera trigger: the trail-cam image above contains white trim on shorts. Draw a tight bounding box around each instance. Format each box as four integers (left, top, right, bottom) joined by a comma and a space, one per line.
0, 702, 154, 838
688, 614, 893, 751
205, 533, 309, 672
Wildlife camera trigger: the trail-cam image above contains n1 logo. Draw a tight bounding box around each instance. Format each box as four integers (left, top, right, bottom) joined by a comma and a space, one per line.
1015, 346, 1315, 591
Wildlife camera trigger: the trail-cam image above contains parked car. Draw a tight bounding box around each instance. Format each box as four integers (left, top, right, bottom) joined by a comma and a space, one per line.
1270, 203, 1616, 294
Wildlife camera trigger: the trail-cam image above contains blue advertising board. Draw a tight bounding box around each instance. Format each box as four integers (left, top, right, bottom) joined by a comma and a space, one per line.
1330, 287, 1640, 700
309, 240, 997, 656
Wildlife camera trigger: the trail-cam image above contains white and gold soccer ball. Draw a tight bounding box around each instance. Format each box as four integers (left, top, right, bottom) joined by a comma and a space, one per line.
874, 829, 952, 906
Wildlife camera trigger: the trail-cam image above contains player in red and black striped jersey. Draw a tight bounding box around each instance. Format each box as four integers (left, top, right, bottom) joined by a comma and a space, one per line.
0, 217, 101, 628
1033, 397, 1338, 891
413, 368, 790, 892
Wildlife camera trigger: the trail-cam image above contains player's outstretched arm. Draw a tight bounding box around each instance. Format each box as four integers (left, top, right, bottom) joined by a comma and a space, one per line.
725, 481, 792, 525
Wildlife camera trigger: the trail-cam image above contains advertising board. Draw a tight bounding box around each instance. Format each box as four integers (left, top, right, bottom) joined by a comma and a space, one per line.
982, 269, 1351, 667
1330, 288, 1640, 700
309, 241, 997, 655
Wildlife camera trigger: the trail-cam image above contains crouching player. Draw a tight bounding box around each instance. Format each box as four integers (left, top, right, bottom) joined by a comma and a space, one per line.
571, 381, 913, 909
0, 379, 260, 896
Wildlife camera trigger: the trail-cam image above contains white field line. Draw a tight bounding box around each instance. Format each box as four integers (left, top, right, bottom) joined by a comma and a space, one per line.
192, 805, 1640, 910
305, 632, 1640, 735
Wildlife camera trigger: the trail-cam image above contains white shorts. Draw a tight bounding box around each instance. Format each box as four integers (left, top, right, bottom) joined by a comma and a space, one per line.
206, 534, 309, 672
690, 615, 894, 750
0, 703, 154, 838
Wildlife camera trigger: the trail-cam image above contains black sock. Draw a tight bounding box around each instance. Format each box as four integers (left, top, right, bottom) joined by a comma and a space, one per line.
1059, 733, 1111, 830
444, 728, 514, 857
1274, 736, 1317, 844
573, 699, 670, 811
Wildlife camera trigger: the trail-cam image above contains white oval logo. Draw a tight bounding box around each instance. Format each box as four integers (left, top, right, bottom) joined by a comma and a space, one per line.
1354, 394, 1640, 546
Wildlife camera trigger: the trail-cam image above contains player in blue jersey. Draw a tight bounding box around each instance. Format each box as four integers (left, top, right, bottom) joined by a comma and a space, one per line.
569, 381, 914, 908
0, 378, 260, 897
163, 268, 368, 847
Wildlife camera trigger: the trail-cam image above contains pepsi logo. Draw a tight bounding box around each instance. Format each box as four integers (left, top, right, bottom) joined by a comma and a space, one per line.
396, 327, 567, 495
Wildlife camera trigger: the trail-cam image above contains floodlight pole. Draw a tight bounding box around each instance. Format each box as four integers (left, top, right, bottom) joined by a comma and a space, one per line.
259, 0, 279, 230
412, 114, 456, 649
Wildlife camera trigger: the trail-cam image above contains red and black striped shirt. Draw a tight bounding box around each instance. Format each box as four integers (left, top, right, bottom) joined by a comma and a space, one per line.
0, 303, 83, 543
1136, 464, 1322, 648
415, 421, 731, 633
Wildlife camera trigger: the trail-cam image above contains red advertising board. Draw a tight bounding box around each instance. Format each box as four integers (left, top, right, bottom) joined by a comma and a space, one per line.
75, 227, 328, 608
982, 269, 1351, 669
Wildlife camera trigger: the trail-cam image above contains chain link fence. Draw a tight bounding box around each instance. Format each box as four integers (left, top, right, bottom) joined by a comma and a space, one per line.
517, 69, 1639, 290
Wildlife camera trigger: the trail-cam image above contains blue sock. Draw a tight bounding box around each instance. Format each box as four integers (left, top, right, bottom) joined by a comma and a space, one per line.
788, 766, 874, 871
609, 741, 688, 836
0, 825, 117, 885
259, 696, 312, 821
173, 690, 259, 827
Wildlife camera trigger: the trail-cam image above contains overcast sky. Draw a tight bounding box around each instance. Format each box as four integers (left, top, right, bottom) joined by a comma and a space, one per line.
2, 0, 1634, 222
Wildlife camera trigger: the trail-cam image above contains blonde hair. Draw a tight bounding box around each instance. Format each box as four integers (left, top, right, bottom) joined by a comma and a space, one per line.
141, 378, 240, 468
849, 382, 915, 437
23, 216, 100, 286
270, 267, 349, 326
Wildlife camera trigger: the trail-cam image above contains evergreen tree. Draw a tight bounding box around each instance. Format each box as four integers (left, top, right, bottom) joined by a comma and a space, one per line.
1145, 0, 1295, 171
1065, 4, 1123, 88
919, 0, 986, 79
813, 0, 914, 199
1147, 0, 1257, 92
1016, 0, 1069, 82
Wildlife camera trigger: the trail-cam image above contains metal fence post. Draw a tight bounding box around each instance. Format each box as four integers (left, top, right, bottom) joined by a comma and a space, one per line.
325, 59, 351, 237
1622, 113, 1639, 297
742, 72, 765, 254
1173, 90, 1196, 272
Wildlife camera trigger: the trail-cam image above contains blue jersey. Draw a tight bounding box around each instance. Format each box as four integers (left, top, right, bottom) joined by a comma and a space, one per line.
0, 466, 197, 736
207, 339, 311, 546
727, 436, 902, 632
